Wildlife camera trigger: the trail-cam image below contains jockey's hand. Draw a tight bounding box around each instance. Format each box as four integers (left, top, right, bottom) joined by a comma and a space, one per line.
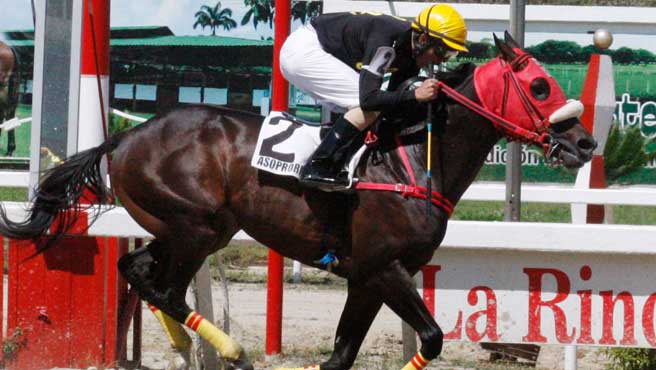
414, 78, 439, 102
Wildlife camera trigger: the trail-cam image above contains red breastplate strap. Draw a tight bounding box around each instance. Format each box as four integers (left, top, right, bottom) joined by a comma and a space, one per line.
355, 135, 455, 217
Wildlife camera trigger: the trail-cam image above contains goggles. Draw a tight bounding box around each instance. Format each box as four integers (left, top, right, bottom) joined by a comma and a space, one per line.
430, 39, 459, 60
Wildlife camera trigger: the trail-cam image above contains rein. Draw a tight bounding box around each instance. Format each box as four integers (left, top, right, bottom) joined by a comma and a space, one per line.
436, 80, 550, 150
355, 135, 454, 217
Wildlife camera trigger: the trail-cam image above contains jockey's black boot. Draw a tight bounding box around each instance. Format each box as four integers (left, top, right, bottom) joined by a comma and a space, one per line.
300, 116, 361, 191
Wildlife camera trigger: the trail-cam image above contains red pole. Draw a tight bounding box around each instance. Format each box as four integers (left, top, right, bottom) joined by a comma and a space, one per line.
266, 0, 290, 356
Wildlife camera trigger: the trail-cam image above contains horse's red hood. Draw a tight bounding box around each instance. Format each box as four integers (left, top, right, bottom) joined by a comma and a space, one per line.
474, 55, 568, 131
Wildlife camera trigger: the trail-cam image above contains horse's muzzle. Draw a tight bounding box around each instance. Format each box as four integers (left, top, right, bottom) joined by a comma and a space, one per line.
548, 129, 597, 169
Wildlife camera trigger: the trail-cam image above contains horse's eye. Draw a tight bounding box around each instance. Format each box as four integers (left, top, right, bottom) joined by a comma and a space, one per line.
530, 77, 550, 101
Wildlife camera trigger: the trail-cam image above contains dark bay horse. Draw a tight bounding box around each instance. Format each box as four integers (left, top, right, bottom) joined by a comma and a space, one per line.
0, 40, 19, 156
0, 34, 595, 370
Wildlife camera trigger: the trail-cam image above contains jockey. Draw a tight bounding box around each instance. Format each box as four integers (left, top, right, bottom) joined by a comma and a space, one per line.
280, 4, 468, 191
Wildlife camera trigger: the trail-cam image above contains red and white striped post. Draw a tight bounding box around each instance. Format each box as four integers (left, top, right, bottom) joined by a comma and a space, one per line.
6, 1, 125, 369
79, 0, 110, 153
571, 31, 615, 225
266, 0, 291, 357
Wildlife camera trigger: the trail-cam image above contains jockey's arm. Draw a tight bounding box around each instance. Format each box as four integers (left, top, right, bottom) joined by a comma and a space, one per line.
358, 62, 416, 112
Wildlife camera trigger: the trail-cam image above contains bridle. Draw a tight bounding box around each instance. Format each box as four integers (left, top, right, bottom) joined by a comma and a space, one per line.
355, 56, 579, 214
436, 55, 573, 162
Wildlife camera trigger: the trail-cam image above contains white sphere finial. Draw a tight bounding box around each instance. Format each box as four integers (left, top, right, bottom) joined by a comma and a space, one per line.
593, 29, 613, 50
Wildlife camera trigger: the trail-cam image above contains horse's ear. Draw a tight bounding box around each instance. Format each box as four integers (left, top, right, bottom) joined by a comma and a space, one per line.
504, 30, 522, 50
494, 32, 517, 61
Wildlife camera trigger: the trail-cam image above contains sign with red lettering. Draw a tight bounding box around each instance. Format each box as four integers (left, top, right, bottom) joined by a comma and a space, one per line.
418, 249, 656, 347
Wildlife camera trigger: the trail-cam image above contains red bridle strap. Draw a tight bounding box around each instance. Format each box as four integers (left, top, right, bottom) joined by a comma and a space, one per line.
436, 81, 549, 147
355, 135, 455, 217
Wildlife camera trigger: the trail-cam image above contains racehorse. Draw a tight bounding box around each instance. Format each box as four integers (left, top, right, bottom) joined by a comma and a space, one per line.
0, 40, 19, 156
0, 33, 595, 370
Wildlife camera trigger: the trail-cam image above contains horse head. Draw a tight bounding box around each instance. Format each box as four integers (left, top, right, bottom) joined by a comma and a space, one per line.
474, 31, 596, 168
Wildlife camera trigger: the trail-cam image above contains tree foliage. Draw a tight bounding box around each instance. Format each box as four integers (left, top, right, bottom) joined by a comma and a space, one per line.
604, 348, 656, 370
603, 125, 656, 183
527, 40, 583, 63
241, 0, 322, 29
194, 1, 237, 36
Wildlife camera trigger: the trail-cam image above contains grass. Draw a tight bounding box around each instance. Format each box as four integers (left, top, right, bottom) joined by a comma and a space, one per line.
0, 187, 28, 202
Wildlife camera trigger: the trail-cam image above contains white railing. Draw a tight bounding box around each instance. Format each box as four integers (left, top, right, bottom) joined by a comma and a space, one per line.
1, 182, 654, 251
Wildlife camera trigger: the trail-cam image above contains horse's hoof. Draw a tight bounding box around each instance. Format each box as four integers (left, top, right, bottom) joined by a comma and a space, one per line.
224, 351, 254, 370
166, 347, 191, 370
225, 361, 254, 370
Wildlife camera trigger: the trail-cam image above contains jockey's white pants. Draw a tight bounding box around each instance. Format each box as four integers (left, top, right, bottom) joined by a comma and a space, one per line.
280, 24, 360, 113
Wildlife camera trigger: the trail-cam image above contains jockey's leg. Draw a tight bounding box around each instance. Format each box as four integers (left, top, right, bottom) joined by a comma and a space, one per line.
300, 108, 379, 191
275, 281, 383, 370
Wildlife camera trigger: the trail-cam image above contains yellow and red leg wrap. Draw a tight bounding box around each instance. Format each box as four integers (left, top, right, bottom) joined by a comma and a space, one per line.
401, 352, 429, 370
185, 311, 242, 360
148, 303, 192, 351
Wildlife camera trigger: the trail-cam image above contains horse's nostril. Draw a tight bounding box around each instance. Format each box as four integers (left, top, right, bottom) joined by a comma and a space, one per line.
578, 137, 597, 152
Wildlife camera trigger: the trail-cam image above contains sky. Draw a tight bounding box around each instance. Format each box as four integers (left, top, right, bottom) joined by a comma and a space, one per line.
1, 0, 653, 51
2, 0, 286, 40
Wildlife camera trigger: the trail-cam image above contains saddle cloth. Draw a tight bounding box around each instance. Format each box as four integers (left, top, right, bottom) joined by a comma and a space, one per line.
251, 111, 366, 186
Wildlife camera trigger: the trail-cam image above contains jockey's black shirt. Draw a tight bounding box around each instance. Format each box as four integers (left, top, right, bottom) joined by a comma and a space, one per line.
311, 12, 419, 112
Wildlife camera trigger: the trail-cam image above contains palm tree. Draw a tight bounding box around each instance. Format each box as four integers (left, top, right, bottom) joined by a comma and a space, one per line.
291, 1, 321, 24
194, 1, 237, 36
241, 0, 274, 29
241, 0, 322, 29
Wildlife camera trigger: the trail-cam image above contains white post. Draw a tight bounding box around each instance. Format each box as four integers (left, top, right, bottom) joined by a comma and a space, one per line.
565, 345, 577, 370
292, 260, 302, 283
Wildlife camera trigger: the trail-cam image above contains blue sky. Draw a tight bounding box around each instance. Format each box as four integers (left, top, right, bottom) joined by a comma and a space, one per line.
2, 0, 284, 39
2, 0, 653, 51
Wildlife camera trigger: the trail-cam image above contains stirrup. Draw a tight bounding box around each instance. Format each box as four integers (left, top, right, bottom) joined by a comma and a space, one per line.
300, 172, 353, 193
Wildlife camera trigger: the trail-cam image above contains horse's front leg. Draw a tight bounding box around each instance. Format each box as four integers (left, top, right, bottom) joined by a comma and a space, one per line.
373, 259, 443, 370
275, 282, 383, 370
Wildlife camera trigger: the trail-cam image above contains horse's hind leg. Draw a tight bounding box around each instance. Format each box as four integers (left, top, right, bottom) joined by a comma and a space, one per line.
118, 239, 253, 370
146, 303, 193, 370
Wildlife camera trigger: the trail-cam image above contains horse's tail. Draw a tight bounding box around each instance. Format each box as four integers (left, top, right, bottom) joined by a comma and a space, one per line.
0, 131, 128, 250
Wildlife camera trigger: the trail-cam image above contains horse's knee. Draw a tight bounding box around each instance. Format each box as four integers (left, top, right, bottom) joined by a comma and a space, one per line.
419, 326, 444, 360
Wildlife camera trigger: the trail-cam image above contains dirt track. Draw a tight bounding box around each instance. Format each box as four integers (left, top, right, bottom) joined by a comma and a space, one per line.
136, 273, 609, 370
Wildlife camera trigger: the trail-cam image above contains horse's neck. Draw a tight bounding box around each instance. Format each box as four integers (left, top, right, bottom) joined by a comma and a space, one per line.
431, 104, 499, 204
379, 82, 499, 206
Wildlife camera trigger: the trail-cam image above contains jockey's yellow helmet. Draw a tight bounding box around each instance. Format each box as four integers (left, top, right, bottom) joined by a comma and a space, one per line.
411, 4, 469, 52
